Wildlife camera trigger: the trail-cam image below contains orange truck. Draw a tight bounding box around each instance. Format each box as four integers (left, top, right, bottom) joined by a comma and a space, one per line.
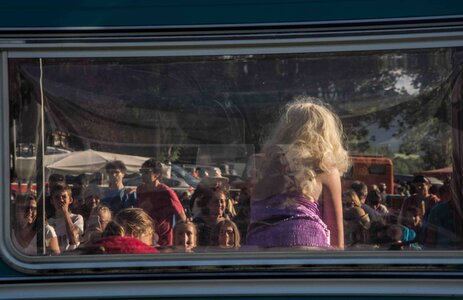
342, 156, 394, 194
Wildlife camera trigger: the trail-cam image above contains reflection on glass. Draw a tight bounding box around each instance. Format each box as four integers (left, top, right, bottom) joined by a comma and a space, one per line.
8, 48, 462, 255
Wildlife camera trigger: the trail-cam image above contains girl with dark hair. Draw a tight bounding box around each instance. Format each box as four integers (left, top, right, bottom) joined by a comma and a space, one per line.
193, 187, 227, 246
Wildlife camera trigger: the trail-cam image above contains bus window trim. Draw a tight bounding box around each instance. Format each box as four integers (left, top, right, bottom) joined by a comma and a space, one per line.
2, 32, 463, 273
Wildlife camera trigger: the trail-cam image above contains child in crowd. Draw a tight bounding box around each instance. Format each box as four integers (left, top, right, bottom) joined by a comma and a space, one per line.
217, 219, 241, 250
97, 208, 159, 254
173, 220, 197, 253
194, 187, 228, 246
400, 206, 424, 243
246, 98, 348, 249
81, 204, 112, 247
80, 184, 102, 223
367, 190, 389, 217
344, 206, 371, 247
342, 189, 363, 209
387, 224, 421, 250
48, 184, 84, 252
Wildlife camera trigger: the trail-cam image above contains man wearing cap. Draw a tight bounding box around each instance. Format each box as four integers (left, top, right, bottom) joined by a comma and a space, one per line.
136, 158, 186, 247
399, 175, 440, 223
101, 160, 137, 214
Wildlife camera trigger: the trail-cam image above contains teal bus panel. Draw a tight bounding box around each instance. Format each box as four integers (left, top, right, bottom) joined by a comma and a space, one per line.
0, 0, 463, 29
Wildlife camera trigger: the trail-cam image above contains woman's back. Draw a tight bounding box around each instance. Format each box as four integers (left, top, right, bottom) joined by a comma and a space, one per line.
247, 97, 348, 249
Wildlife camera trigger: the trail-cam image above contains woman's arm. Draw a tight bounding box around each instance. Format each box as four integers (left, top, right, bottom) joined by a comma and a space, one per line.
48, 236, 61, 255
320, 168, 344, 249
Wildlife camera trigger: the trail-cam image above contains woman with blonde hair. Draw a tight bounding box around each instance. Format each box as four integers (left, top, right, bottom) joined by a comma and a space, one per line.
217, 219, 241, 249
247, 97, 349, 249
173, 219, 198, 253
81, 204, 112, 247
342, 189, 370, 245
343, 189, 362, 208
96, 208, 159, 254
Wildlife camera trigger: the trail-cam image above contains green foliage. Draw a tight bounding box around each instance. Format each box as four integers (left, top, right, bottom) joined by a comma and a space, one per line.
159, 146, 181, 163
393, 154, 424, 174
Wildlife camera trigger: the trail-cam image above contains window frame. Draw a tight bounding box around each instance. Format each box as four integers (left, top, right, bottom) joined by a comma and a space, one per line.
3, 20, 463, 274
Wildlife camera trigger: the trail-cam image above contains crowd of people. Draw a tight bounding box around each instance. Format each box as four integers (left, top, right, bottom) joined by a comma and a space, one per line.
342, 176, 459, 250
11, 97, 462, 255
12, 157, 245, 255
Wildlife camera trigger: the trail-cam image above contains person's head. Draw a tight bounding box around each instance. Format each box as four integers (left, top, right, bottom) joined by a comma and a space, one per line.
412, 175, 431, 196
199, 187, 227, 219
366, 190, 382, 209
217, 219, 241, 249
351, 181, 368, 203
50, 184, 73, 212
102, 208, 155, 246
83, 184, 101, 210
173, 220, 197, 252
378, 182, 387, 193
264, 97, 349, 198
342, 189, 362, 208
387, 225, 403, 243
105, 160, 127, 187
89, 205, 112, 232
48, 173, 64, 189
140, 158, 163, 184
14, 193, 38, 229
402, 206, 423, 229
394, 183, 404, 195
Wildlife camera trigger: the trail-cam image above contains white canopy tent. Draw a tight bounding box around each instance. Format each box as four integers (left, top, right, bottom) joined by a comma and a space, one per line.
15, 152, 72, 180
45, 149, 149, 176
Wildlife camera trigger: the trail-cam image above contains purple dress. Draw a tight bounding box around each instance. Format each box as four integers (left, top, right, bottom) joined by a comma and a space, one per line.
246, 193, 331, 248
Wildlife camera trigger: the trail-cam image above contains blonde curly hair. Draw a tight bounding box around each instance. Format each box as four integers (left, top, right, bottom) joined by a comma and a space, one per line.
261, 96, 349, 198
102, 208, 154, 241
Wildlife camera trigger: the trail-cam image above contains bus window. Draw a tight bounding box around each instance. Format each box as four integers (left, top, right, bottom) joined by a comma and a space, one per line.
368, 165, 386, 175
5, 45, 462, 269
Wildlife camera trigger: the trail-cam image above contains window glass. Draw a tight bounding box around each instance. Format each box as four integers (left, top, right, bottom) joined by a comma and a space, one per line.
368, 165, 386, 175
8, 48, 463, 257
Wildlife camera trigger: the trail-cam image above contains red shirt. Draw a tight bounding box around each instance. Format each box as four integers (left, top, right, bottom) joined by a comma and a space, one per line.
97, 236, 159, 254
137, 183, 185, 246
